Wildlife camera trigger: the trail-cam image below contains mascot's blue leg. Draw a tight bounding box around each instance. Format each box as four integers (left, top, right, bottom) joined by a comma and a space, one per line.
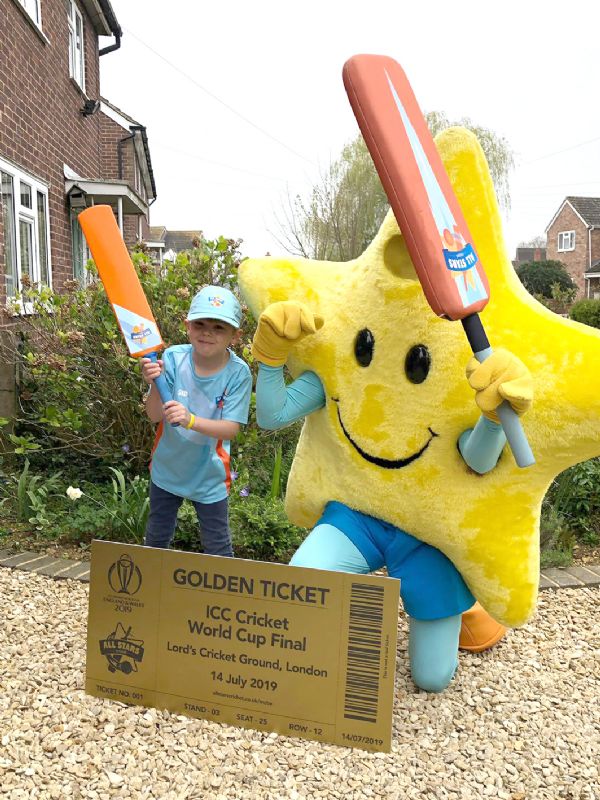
291, 524, 460, 693
290, 524, 372, 573
408, 615, 461, 693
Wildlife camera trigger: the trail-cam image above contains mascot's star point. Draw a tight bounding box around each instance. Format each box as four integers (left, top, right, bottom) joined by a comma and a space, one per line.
240, 127, 600, 627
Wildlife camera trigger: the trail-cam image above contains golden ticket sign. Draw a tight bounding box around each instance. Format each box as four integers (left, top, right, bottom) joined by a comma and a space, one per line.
86, 541, 400, 752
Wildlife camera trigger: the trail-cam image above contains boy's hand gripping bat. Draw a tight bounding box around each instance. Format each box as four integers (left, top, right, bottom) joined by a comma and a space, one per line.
343, 54, 534, 467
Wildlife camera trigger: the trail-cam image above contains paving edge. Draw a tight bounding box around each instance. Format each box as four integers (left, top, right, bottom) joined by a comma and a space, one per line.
0, 550, 89, 582
0, 549, 599, 591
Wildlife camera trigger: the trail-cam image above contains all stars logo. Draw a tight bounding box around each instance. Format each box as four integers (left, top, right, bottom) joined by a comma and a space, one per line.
99, 622, 144, 675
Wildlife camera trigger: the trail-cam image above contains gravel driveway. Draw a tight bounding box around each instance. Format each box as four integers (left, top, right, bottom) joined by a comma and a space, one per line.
1, 568, 598, 800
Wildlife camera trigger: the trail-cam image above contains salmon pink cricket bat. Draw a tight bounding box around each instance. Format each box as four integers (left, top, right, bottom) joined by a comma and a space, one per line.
343, 54, 534, 467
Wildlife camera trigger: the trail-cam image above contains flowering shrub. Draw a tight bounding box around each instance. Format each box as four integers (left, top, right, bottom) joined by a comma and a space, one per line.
0, 237, 253, 477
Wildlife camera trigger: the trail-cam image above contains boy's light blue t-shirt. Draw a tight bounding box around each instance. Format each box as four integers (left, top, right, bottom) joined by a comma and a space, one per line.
150, 345, 252, 503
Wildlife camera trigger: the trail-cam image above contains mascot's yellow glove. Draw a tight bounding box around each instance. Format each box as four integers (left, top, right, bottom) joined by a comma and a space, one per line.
466, 349, 533, 424
251, 301, 324, 367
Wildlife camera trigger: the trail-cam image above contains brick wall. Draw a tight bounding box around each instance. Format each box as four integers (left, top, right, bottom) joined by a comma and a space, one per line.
99, 111, 124, 182
0, 0, 106, 303
546, 204, 589, 298
0, 1, 151, 292
98, 113, 144, 248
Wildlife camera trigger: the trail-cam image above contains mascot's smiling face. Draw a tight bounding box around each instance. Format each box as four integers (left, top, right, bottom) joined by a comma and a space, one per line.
239, 127, 600, 627
317, 240, 464, 473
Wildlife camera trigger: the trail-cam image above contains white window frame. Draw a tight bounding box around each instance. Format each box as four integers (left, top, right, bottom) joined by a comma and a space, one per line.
0, 156, 52, 306
67, 0, 86, 92
16, 0, 42, 28
557, 230, 575, 252
71, 210, 92, 286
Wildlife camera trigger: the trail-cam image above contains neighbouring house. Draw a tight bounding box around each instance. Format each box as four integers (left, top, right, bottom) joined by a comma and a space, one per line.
0, 0, 157, 417
545, 197, 600, 299
145, 228, 203, 265
146, 225, 167, 265
512, 246, 547, 269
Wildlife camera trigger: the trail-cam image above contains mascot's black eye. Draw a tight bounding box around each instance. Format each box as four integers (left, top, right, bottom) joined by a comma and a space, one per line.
354, 329, 374, 367
405, 345, 431, 384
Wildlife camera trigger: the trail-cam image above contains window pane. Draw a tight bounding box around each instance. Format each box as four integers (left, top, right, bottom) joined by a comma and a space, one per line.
75, 14, 84, 87
68, 29, 74, 77
20, 182, 32, 209
1, 172, 18, 296
20, 0, 40, 25
19, 219, 34, 279
37, 191, 49, 285
71, 212, 84, 284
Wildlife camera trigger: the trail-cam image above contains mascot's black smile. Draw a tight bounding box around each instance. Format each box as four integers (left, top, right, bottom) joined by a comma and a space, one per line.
332, 398, 438, 469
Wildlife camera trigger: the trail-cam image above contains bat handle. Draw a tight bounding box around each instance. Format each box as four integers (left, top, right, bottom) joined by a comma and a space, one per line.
462, 314, 535, 468
147, 352, 180, 428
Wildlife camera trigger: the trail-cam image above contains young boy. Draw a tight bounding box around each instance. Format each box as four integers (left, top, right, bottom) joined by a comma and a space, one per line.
141, 285, 251, 556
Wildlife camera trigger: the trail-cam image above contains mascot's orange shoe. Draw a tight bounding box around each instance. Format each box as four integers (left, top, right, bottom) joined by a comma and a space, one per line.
459, 602, 507, 653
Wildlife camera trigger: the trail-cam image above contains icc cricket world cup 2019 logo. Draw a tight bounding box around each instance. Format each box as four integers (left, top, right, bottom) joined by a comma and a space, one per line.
100, 623, 144, 674
108, 554, 142, 595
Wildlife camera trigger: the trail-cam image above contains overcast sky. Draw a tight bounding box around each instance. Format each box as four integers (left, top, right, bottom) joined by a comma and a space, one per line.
99, 0, 600, 261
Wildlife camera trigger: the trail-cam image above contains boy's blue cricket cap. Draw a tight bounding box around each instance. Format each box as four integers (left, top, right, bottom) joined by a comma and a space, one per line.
186, 286, 242, 329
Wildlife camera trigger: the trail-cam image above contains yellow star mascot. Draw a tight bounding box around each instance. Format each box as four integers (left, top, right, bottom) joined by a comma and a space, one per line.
239, 127, 600, 692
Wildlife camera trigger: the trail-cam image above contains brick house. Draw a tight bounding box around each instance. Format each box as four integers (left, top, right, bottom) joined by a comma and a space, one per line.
0, 0, 157, 416
512, 246, 546, 269
545, 197, 600, 299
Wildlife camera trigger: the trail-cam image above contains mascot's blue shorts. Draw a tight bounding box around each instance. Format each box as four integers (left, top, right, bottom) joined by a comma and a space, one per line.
316, 501, 475, 620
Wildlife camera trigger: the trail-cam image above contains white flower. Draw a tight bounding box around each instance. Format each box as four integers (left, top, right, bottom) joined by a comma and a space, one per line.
66, 486, 83, 501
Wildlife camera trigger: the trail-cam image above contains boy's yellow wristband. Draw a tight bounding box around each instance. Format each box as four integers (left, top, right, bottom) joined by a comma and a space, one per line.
186, 413, 196, 430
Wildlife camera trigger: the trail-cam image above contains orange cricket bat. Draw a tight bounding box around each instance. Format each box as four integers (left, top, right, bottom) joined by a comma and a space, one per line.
78, 205, 173, 407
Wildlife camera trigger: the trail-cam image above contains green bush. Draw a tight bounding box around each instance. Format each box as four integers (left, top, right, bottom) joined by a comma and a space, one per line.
0, 463, 152, 544
569, 299, 600, 329
0, 453, 307, 561
516, 259, 575, 298
539, 506, 575, 568
230, 493, 306, 563
545, 458, 600, 545
168, 490, 306, 563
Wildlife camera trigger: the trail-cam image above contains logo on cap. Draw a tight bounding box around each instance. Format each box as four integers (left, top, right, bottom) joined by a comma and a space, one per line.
208, 296, 225, 307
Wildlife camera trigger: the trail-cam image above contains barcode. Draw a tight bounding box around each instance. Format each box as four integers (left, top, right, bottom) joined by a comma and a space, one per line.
343, 582, 384, 723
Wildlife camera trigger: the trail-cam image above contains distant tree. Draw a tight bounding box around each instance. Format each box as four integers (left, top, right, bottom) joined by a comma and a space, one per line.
425, 112, 514, 210
274, 137, 388, 261
275, 115, 515, 261
516, 260, 576, 298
